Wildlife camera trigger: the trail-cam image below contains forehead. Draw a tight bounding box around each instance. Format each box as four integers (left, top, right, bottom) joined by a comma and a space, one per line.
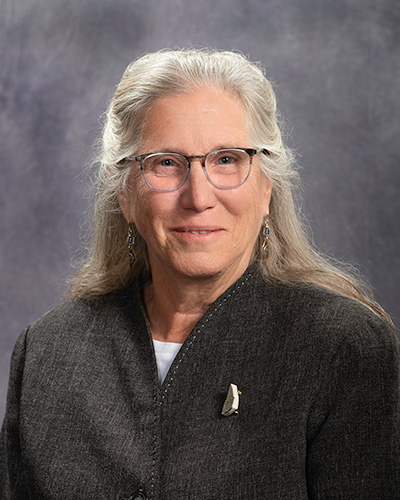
140, 86, 250, 153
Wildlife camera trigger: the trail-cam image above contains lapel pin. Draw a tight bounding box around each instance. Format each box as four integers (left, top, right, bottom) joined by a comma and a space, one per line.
221, 383, 242, 416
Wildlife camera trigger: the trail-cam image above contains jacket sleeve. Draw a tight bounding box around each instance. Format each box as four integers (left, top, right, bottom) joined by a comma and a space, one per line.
306, 318, 400, 499
0, 328, 30, 500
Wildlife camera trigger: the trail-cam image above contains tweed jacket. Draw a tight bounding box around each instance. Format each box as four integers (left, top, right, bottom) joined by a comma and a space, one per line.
1, 267, 399, 499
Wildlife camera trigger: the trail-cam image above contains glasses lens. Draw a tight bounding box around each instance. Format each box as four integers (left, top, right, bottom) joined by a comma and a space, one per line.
142, 153, 188, 191
205, 149, 251, 188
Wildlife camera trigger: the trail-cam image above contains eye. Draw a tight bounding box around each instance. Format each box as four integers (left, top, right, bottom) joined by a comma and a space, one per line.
210, 150, 242, 168
218, 155, 235, 165
145, 154, 187, 178
160, 158, 178, 167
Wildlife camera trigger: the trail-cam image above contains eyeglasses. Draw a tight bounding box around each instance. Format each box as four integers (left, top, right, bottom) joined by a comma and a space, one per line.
120, 148, 270, 192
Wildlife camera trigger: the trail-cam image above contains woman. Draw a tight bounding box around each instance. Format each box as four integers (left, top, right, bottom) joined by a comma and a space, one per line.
1, 49, 399, 499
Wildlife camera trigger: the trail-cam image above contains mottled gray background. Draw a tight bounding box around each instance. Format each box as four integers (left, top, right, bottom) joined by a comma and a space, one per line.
1, 0, 399, 420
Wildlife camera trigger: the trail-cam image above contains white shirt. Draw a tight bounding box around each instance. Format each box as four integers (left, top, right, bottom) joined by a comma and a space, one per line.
153, 339, 183, 384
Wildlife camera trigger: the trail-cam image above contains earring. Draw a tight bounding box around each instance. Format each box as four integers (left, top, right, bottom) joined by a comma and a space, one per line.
127, 223, 136, 267
262, 217, 270, 254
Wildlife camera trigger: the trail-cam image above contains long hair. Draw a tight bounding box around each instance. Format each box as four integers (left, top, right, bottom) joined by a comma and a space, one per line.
69, 48, 391, 325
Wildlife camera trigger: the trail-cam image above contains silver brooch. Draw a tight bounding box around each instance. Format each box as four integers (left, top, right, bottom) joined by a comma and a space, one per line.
221, 383, 242, 416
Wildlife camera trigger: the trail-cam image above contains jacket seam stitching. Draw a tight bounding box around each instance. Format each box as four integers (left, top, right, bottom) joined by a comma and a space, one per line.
160, 273, 252, 401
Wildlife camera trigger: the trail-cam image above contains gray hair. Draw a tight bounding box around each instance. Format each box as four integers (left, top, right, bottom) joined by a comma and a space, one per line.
69, 48, 391, 325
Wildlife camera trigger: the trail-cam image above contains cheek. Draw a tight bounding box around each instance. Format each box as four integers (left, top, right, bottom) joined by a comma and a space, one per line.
239, 180, 269, 220
126, 169, 151, 216
130, 189, 177, 239
129, 189, 150, 231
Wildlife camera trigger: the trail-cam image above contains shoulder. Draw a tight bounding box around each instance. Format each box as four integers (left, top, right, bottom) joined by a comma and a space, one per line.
248, 271, 398, 356
251, 277, 399, 423
22, 286, 142, 353
28, 292, 116, 331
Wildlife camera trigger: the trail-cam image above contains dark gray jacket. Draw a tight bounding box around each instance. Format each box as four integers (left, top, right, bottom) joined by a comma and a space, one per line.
1, 268, 399, 499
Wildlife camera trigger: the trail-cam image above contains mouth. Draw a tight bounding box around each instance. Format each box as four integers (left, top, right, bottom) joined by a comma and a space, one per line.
180, 230, 213, 234
173, 227, 222, 237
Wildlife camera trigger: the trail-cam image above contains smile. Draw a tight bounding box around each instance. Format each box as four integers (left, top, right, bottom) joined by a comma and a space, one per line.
174, 228, 222, 238
184, 230, 212, 234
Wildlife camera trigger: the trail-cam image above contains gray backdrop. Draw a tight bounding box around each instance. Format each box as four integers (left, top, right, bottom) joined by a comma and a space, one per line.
1, 0, 399, 421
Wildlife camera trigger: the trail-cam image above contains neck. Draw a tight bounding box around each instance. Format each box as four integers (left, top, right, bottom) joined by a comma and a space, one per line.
143, 262, 251, 343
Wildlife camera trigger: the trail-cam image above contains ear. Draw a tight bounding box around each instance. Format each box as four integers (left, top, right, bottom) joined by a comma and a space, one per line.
116, 188, 132, 223
262, 177, 273, 217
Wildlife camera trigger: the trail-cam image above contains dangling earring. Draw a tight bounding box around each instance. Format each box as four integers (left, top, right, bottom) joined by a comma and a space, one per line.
262, 217, 270, 254
127, 223, 136, 267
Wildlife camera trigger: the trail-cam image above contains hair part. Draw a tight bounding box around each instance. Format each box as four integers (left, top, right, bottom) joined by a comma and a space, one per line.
68, 48, 392, 327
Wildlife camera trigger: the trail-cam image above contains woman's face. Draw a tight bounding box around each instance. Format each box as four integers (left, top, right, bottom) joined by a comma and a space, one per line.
118, 86, 272, 287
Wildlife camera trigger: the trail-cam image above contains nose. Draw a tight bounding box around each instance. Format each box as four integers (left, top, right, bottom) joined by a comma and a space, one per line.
180, 159, 217, 212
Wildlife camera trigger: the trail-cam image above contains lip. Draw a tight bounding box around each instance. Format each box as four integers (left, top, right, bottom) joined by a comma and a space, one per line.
173, 226, 223, 233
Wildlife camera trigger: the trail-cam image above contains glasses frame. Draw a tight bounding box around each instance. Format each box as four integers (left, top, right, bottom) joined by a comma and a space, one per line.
121, 147, 270, 192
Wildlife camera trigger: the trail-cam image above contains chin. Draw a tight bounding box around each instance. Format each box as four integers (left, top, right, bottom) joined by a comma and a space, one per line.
172, 255, 247, 282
